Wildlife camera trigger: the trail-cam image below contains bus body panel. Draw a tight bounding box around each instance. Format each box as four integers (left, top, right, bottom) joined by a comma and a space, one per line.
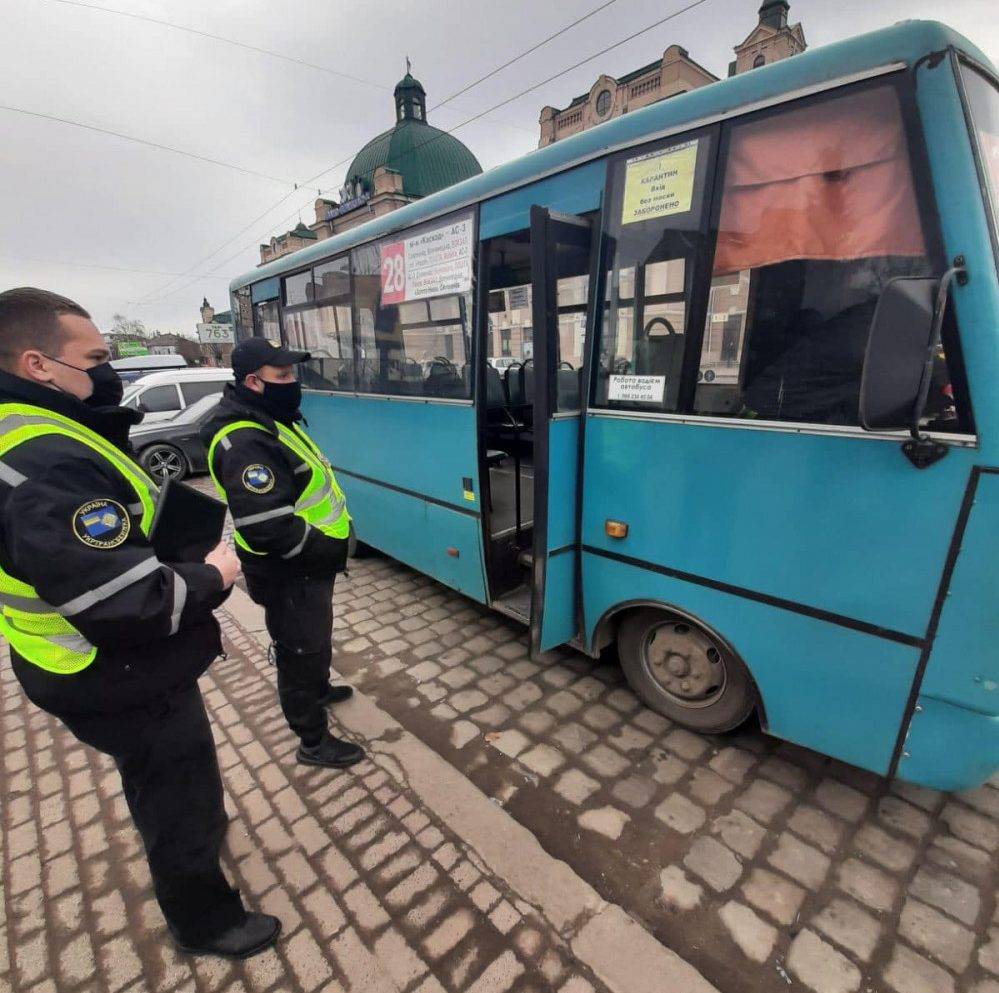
900, 696, 999, 791
920, 472, 999, 715
581, 552, 920, 776
479, 160, 605, 240
916, 50, 999, 464
581, 415, 976, 638
300, 393, 487, 601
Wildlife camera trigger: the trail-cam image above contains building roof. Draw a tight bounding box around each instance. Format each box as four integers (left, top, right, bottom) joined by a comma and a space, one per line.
556, 49, 719, 115
290, 221, 317, 241
345, 70, 481, 199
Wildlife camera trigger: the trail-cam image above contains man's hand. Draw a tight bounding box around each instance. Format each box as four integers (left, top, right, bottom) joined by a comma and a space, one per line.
204, 542, 240, 589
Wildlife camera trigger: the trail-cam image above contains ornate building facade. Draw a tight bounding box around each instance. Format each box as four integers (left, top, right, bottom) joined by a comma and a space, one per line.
260, 70, 482, 265
538, 1, 806, 147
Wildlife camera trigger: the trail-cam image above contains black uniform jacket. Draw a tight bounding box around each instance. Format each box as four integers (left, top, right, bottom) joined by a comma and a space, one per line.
200, 384, 348, 584
0, 371, 227, 717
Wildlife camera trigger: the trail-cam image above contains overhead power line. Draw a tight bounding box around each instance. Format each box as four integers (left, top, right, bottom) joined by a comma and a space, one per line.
0, 103, 300, 186
0, 252, 226, 279
138, 0, 711, 307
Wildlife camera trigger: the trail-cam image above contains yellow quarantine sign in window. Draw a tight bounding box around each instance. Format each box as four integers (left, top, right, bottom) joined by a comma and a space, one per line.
621, 139, 699, 225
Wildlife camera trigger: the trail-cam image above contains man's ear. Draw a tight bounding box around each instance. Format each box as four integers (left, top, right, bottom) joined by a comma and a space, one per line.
19, 349, 55, 385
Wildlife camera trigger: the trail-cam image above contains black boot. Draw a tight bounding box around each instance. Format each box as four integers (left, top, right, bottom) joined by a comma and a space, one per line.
297, 733, 365, 769
173, 913, 281, 959
320, 684, 354, 705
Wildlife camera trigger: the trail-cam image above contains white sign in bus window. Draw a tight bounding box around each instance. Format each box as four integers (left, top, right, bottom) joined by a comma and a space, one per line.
621, 139, 699, 225
608, 375, 666, 403
380, 217, 474, 305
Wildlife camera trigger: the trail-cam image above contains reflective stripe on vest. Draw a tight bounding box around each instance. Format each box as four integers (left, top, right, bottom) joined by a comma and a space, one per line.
207, 419, 350, 555
0, 403, 159, 675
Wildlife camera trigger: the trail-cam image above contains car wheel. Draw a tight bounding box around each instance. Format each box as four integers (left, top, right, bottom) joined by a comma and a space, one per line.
618, 608, 755, 733
140, 443, 188, 481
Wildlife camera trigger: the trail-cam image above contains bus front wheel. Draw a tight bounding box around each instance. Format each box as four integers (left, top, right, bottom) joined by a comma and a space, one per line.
618, 608, 755, 733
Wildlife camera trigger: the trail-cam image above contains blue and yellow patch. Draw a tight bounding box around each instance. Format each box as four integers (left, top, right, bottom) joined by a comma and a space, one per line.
242, 464, 275, 494
72, 499, 130, 549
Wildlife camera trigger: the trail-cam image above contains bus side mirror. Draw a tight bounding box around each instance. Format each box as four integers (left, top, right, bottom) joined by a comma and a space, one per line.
859, 277, 938, 431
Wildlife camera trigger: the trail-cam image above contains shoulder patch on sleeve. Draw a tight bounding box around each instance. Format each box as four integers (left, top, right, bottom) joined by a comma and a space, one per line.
72, 499, 130, 548
242, 464, 275, 493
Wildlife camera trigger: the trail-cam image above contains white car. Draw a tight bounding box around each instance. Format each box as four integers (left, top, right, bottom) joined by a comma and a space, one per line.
122, 368, 234, 424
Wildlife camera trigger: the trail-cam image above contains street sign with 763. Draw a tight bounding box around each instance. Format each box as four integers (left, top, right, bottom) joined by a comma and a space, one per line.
197, 323, 235, 344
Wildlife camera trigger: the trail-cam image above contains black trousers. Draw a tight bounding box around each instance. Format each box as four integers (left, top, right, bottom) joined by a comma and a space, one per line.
60, 685, 246, 944
245, 573, 335, 747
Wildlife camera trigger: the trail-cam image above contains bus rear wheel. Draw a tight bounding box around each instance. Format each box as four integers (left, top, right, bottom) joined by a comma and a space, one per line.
618, 608, 755, 733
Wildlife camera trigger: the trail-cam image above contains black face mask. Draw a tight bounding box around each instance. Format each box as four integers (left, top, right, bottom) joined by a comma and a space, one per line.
261, 380, 302, 420
45, 356, 124, 407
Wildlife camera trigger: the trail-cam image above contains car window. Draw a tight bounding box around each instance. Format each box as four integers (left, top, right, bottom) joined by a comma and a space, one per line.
139, 385, 182, 413
180, 380, 228, 404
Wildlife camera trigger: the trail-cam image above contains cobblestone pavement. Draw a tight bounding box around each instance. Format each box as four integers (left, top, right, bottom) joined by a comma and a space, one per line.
3, 520, 999, 993
0, 582, 709, 993
325, 551, 999, 993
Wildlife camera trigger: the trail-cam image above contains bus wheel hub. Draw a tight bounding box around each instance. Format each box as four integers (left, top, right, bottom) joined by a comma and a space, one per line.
645, 621, 727, 708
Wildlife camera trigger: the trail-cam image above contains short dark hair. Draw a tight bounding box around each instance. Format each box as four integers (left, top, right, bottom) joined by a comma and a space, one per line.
0, 287, 91, 371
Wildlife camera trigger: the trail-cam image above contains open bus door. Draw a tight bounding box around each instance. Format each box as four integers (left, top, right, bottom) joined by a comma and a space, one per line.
528, 205, 595, 655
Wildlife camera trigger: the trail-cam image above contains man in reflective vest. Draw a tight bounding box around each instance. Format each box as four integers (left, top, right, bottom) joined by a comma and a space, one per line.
0, 288, 280, 958
203, 337, 364, 770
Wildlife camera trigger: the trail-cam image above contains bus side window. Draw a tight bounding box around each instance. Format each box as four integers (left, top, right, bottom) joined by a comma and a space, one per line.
693, 81, 969, 432
252, 300, 281, 343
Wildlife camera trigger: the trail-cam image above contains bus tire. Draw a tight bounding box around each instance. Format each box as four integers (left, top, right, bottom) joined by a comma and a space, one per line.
617, 608, 755, 733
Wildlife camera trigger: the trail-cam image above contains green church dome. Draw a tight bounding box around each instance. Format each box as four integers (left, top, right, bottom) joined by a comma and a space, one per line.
345, 69, 482, 199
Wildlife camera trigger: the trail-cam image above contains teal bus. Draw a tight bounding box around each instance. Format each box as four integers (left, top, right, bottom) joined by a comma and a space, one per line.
230, 21, 999, 791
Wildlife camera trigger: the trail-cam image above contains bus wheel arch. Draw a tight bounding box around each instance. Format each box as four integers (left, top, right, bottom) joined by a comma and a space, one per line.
595, 600, 762, 734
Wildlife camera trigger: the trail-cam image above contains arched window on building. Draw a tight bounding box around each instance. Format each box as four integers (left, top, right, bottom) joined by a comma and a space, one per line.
753, 54, 766, 68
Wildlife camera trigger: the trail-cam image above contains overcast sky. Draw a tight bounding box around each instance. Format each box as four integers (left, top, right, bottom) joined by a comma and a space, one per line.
2, 0, 996, 334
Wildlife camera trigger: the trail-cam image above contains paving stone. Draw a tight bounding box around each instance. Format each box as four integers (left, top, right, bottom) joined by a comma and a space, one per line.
853, 824, 917, 873
899, 898, 975, 972
928, 833, 991, 879
910, 865, 980, 927
768, 832, 830, 891
812, 897, 882, 961
883, 944, 955, 993
422, 909, 475, 958
554, 769, 601, 805
941, 802, 999, 852
683, 836, 742, 892
580, 744, 630, 778
708, 747, 758, 784
878, 795, 933, 840
956, 785, 999, 820
578, 806, 630, 840
719, 900, 777, 963
451, 689, 489, 713
836, 857, 898, 913
551, 722, 598, 755
788, 805, 845, 855
610, 775, 656, 809
735, 779, 793, 824
787, 929, 861, 993
659, 865, 703, 911
814, 779, 869, 823
664, 728, 708, 761
651, 751, 689, 786
711, 810, 767, 859
655, 793, 706, 835
487, 729, 530, 759
519, 744, 566, 777
689, 768, 734, 806
606, 725, 654, 754
741, 868, 806, 926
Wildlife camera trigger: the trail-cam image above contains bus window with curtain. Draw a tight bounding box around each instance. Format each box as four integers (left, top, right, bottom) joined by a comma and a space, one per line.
694, 82, 966, 430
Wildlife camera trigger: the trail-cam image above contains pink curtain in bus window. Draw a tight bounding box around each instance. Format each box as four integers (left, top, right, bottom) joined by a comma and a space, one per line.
712, 86, 926, 275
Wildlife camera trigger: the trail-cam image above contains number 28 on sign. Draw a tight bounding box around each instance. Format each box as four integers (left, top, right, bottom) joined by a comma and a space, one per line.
381, 241, 406, 304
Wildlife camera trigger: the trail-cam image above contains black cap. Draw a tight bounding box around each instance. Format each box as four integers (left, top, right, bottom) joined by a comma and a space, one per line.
231, 338, 310, 380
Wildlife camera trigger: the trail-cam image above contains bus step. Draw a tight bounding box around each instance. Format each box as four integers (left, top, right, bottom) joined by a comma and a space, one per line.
517, 551, 534, 570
